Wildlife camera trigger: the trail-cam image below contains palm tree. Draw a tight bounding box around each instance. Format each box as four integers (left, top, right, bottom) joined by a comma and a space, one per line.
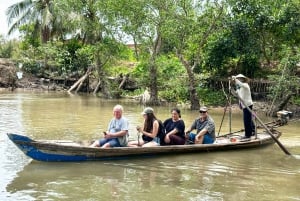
6, 0, 54, 43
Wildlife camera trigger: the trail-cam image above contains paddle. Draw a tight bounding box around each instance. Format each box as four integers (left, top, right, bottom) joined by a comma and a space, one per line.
217, 102, 228, 136
137, 131, 141, 147
231, 88, 291, 155
218, 81, 231, 136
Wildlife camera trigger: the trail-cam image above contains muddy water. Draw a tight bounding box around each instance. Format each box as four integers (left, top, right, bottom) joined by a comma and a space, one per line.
1, 90, 299, 201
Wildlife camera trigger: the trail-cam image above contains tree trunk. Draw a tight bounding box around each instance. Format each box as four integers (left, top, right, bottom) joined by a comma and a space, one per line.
133, 37, 139, 61
176, 51, 200, 110
95, 52, 111, 98
186, 67, 200, 110
93, 78, 101, 94
75, 80, 84, 93
268, 93, 293, 117
147, 34, 161, 106
149, 59, 160, 105
118, 74, 129, 89
68, 68, 92, 93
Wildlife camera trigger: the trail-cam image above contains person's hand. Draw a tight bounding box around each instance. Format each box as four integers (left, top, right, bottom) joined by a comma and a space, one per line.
195, 134, 202, 144
105, 132, 113, 139
230, 87, 238, 97
231, 76, 236, 80
136, 126, 142, 132
185, 131, 190, 139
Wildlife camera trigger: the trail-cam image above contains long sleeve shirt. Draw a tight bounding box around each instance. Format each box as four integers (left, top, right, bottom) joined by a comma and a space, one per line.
234, 79, 253, 108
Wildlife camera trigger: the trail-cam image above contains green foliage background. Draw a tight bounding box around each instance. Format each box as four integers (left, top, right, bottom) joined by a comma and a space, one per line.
1, 0, 299, 107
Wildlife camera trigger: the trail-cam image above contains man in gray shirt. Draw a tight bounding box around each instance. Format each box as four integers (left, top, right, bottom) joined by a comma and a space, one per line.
185, 106, 215, 144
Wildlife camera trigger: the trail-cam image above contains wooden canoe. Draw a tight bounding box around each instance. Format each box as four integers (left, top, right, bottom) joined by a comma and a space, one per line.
7, 129, 282, 162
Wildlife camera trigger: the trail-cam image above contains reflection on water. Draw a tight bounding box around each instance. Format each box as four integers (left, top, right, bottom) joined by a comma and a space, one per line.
1, 91, 300, 201
5, 151, 300, 201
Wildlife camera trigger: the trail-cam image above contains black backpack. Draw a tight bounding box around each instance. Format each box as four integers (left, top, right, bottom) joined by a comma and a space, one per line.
157, 120, 167, 145
141, 120, 166, 145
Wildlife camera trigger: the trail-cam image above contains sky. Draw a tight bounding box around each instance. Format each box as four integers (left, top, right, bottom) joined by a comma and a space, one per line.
0, 0, 133, 43
0, 0, 20, 39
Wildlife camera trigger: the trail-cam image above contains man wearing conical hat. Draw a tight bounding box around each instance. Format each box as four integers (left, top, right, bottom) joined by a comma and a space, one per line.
231, 74, 255, 140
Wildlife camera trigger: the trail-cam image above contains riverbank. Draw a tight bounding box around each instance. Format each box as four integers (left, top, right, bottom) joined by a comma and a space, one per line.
1, 58, 299, 117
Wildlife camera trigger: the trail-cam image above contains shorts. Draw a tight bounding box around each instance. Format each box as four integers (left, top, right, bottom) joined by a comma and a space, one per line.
153, 137, 160, 145
99, 138, 121, 147
145, 137, 160, 145
188, 133, 214, 144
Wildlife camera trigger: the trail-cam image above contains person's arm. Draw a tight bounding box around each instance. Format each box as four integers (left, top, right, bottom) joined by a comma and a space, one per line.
166, 127, 178, 136
185, 120, 196, 140
195, 128, 208, 141
185, 119, 196, 134
196, 119, 215, 140
166, 120, 185, 142
107, 130, 127, 138
136, 120, 145, 135
141, 120, 159, 138
106, 118, 129, 138
168, 120, 185, 136
232, 76, 248, 89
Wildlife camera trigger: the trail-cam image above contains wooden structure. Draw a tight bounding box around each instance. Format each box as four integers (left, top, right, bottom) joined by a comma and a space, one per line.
207, 79, 274, 100
7, 128, 283, 162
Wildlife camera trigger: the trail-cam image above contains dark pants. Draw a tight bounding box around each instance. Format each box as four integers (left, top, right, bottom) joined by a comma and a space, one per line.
243, 105, 255, 138
168, 135, 186, 145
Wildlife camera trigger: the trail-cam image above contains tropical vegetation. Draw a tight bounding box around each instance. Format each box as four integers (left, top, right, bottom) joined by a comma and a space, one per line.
1, 0, 299, 111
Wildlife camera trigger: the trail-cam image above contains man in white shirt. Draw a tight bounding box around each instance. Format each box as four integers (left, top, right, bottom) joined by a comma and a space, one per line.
232, 74, 255, 140
90, 104, 129, 148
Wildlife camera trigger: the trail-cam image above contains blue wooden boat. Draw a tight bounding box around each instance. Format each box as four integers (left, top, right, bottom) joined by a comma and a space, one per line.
7, 129, 282, 162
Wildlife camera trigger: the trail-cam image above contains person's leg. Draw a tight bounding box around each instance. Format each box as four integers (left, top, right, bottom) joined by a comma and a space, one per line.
99, 138, 109, 146
164, 134, 171, 144
195, 135, 204, 144
90, 139, 101, 147
169, 135, 186, 145
243, 107, 252, 138
188, 133, 196, 144
142, 141, 159, 147
128, 139, 145, 147
249, 105, 256, 134
203, 134, 214, 144
102, 138, 121, 148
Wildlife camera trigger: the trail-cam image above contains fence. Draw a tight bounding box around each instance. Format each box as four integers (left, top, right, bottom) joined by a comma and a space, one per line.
207, 79, 274, 101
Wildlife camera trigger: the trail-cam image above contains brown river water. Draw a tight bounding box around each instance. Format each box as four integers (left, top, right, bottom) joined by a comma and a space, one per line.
1, 90, 300, 201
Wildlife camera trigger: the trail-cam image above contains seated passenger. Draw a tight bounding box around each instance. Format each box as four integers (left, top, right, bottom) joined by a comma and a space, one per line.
163, 108, 186, 145
185, 106, 215, 144
128, 107, 161, 147
90, 104, 129, 148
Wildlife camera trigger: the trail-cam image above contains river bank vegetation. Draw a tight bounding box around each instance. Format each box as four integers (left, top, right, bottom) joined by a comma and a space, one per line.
0, 0, 299, 115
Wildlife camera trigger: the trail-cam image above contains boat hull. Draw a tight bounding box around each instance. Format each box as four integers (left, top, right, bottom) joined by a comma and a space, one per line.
7, 131, 282, 162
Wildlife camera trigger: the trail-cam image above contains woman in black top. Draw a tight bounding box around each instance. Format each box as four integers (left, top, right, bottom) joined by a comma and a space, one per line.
163, 108, 186, 145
